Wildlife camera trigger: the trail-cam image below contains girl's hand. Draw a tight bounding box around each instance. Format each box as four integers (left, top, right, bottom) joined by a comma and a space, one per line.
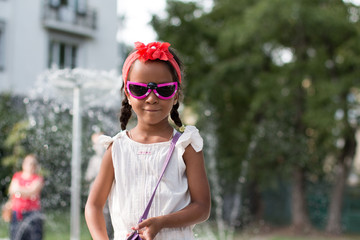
132, 217, 162, 240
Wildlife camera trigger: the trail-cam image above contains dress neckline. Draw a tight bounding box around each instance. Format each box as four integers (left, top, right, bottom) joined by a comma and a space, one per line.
124, 129, 176, 146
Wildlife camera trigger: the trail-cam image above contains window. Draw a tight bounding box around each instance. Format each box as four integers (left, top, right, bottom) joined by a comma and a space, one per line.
49, 0, 60, 8
0, 21, 5, 71
76, 0, 87, 15
50, 0, 69, 8
48, 40, 78, 69
49, 0, 88, 15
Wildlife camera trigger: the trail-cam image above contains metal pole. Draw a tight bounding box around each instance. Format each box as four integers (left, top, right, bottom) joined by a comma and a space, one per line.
70, 86, 82, 240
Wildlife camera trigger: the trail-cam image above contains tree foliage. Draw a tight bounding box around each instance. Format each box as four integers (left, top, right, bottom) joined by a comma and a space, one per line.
0, 93, 28, 200
152, 0, 360, 231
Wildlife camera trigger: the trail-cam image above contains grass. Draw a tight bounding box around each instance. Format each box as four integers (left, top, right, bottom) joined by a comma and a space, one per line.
0, 220, 8, 238
260, 236, 360, 240
2, 214, 360, 240
0, 210, 91, 240
192, 221, 360, 240
232, 233, 360, 240
43, 211, 91, 240
232, 226, 360, 240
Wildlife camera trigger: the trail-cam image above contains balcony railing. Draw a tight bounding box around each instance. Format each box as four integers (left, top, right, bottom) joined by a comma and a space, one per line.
42, 3, 97, 38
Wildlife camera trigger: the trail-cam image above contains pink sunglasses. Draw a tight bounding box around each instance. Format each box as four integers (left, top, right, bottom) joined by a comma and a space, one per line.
126, 81, 178, 100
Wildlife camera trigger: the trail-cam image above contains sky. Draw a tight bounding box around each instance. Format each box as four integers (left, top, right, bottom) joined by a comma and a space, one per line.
117, 0, 360, 46
116, 0, 213, 46
345, 0, 360, 4
117, 0, 167, 45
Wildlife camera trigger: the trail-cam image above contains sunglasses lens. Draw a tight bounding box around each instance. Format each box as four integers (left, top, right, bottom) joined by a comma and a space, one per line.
128, 84, 148, 97
157, 85, 176, 97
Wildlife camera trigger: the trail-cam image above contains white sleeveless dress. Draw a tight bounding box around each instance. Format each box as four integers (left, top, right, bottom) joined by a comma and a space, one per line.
100, 126, 203, 240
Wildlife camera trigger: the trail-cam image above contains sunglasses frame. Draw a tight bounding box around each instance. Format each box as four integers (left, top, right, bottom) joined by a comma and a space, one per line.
126, 81, 178, 100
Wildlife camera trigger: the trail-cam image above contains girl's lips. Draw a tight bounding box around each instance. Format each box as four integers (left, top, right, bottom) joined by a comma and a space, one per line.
144, 109, 159, 112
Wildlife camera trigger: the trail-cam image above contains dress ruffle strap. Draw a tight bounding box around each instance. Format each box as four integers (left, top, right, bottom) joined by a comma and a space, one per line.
176, 125, 203, 153
98, 126, 203, 152
98, 132, 124, 149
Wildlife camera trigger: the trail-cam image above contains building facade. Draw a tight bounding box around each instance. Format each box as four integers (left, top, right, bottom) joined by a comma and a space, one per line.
0, 0, 118, 95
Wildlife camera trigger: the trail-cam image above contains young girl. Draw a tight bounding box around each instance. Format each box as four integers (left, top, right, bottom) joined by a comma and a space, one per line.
85, 41, 211, 240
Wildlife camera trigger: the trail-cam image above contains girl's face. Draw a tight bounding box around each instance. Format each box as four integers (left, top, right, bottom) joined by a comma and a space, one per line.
22, 156, 37, 174
127, 60, 178, 127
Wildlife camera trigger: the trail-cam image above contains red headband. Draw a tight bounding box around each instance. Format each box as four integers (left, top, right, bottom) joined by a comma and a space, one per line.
122, 42, 182, 88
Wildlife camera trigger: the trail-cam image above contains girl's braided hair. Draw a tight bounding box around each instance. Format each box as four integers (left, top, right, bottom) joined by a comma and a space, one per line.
119, 48, 183, 130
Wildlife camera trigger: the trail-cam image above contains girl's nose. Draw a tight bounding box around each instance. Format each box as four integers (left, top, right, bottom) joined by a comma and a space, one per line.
145, 90, 159, 104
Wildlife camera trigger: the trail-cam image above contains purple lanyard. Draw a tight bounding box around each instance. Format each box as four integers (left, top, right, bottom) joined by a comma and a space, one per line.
137, 131, 181, 223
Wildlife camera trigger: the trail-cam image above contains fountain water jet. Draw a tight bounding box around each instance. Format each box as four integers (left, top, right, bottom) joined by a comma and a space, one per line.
30, 67, 120, 240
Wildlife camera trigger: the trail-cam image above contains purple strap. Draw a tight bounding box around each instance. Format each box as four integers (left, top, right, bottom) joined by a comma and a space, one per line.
137, 131, 181, 223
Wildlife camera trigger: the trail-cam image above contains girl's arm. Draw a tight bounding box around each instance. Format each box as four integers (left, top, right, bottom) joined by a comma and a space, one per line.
9, 177, 43, 198
135, 144, 211, 239
8, 178, 19, 196
85, 145, 114, 240
28, 178, 44, 196
19, 179, 43, 198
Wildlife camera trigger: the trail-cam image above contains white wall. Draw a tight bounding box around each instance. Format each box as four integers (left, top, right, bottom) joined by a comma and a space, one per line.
85, 0, 118, 71
0, 0, 118, 96
0, 0, 14, 91
11, 0, 47, 95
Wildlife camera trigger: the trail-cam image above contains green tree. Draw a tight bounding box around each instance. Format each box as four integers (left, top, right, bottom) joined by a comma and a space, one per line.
152, 0, 360, 234
0, 93, 28, 199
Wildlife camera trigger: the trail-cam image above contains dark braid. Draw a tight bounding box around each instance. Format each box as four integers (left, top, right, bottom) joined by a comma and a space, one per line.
119, 97, 132, 130
170, 102, 183, 127
168, 47, 183, 128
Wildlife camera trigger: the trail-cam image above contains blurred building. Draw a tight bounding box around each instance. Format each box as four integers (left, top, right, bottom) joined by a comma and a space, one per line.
0, 0, 118, 95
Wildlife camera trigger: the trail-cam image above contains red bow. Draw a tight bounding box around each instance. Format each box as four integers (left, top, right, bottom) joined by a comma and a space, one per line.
135, 42, 174, 62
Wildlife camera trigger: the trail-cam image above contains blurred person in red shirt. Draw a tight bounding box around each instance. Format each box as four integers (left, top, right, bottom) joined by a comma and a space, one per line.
8, 154, 44, 240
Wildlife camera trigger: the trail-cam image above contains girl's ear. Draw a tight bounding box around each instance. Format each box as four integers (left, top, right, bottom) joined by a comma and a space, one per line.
174, 92, 179, 105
